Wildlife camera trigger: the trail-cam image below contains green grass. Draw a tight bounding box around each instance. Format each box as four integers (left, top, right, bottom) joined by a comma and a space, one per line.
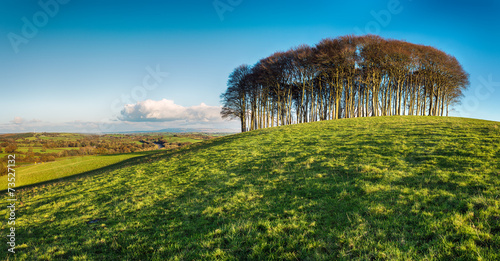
0, 152, 157, 190
164, 137, 202, 143
16, 147, 78, 154
1, 116, 499, 260
14, 134, 87, 143
38, 134, 86, 141
160, 135, 206, 144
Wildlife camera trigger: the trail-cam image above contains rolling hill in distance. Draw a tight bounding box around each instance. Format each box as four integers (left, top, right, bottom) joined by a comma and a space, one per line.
1, 116, 499, 260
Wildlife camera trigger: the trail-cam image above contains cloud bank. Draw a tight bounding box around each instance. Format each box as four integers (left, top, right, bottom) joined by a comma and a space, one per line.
119, 99, 222, 122
0, 100, 236, 134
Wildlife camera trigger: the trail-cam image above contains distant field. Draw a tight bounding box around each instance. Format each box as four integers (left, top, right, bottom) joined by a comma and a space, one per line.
0, 152, 157, 190
15, 134, 87, 142
16, 147, 78, 154
39, 134, 86, 140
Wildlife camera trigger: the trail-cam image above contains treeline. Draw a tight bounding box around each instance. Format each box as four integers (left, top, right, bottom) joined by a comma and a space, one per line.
220, 35, 469, 132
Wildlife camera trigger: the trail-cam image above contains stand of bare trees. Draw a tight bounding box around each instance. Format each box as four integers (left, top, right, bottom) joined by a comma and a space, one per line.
221, 35, 469, 132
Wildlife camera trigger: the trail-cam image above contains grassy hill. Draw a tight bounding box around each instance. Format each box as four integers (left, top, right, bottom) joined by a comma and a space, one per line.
1, 116, 499, 260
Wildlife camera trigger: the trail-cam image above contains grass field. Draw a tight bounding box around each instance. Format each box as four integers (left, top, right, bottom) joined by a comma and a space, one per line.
1, 116, 499, 260
162, 136, 204, 143
14, 134, 87, 143
0, 152, 158, 191
16, 147, 78, 154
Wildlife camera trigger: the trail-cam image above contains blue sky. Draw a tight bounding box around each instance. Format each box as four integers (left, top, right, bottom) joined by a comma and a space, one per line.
1, 0, 499, 133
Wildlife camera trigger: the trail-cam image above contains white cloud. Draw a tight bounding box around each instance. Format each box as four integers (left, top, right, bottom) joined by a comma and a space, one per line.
119, 99, 222, 122
11, 117, 25, 125
0, 102, 238, 133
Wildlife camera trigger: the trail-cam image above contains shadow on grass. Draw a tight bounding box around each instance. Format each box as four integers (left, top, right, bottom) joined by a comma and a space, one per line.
4, 134, 245, 194
0, 151, 168, 194
46, 151, 462, 258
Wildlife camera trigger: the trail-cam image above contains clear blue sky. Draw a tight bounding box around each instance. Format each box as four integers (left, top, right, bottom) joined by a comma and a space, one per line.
1, 0, 499, 133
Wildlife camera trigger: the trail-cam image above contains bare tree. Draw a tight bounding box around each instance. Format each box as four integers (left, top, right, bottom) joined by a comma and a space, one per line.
220, 64, 252, 132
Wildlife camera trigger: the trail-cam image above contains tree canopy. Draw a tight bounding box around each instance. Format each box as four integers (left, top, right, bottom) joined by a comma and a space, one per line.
221, 35, 469, 132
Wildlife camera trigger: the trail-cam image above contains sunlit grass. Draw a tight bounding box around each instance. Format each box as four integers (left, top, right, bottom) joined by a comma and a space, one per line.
1, 116, 499, 260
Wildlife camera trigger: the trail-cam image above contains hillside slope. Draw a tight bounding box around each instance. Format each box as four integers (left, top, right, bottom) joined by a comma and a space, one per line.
2, 116, 500, 260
